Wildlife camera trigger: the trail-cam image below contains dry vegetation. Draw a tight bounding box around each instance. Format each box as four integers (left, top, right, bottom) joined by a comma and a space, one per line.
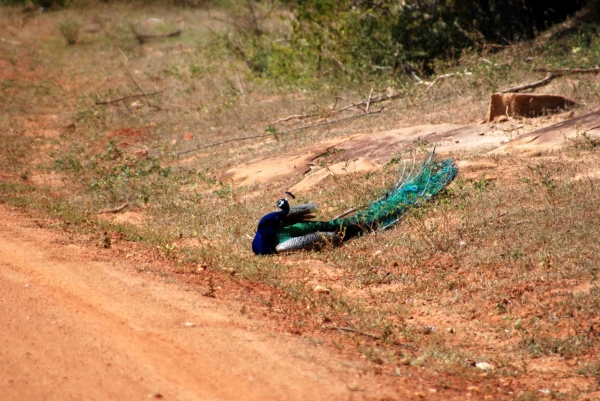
2, 3, 600, 399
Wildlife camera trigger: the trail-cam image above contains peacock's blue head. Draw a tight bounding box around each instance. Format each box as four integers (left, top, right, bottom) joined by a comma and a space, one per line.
275, 198, 290, 215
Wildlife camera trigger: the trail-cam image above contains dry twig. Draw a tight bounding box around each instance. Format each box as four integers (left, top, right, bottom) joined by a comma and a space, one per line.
365, 88, 374, 112
271, 113, 318, 124
118, 60, 162, 110
326, 326, 417, 350
175, 108, 384, 156
95, 89, 166, 105
332, 208, 357, 220
332, 90, 401, 114
502, 67, 600, 93
423, 73, 458, 92
97, 202, 129, 214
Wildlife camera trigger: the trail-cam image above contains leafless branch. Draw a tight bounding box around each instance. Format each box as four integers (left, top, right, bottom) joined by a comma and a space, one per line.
335, 96, 365, 112
365, 88, 374, 112
332, 91, 402, 114
501, 73, 556, 93
327, 50, 346, 73
0, 37, 21, 45
235, 68, 245, 95
502, 67, 600, 93
97, 202, 129, 214
95, 89, 166, 105
332, 208, 357, 220
423, 73, 458, 92
325, 326, 417, 350
118, 60, 162, 110
532, 67, 600, 75
175, 108, 384, 157
271, 113, 317, 124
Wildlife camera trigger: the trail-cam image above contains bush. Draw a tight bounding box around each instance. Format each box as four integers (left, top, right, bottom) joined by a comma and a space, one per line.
241, 0, 590, 83
58, 19, 81, 44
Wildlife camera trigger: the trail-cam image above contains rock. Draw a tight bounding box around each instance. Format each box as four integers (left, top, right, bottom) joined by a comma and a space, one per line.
420, 326, 435, 334
313, 285, 330, 294
475, 362, 495, 371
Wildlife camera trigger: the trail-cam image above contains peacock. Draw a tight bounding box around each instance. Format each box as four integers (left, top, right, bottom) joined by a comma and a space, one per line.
252, 150, 458, 255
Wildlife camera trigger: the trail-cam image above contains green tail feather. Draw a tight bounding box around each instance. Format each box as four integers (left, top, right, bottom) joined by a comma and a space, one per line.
277, 151, 457, 244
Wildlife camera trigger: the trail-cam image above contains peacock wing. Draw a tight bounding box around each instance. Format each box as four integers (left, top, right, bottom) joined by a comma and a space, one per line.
283, 203, 319, 224
275, 232, 341, 253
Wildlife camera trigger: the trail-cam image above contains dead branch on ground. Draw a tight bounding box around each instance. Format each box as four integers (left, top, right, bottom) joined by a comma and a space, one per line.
412, 71, 469, 93
97, 202, 129, 214
95, 89, 166, 105
118, 60, 162, 111
365, 88, 374, 112
272, 88, 399, 127
332, 208, 357, 220
423, 73, 458, 92
325, 326, 417, 350
271, 113, 318, 124
331, 90, 402, 115
0, 37, 21, 45
502, 67, 600, 93
175, 108, 384, 157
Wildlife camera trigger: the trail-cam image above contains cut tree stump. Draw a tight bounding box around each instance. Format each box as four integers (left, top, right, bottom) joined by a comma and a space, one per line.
487, 93, 578, 122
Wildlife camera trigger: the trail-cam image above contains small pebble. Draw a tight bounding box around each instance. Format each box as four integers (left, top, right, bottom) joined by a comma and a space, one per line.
184, 322, 195, 327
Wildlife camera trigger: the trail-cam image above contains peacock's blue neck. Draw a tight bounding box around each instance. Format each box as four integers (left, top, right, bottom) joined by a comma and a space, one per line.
252, 210, 286, 255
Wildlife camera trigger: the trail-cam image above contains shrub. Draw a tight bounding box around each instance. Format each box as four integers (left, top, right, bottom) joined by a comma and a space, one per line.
58, 19, 81, 45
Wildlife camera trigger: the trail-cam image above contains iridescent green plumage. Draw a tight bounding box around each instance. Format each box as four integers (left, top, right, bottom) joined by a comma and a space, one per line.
266, 150, 457, 253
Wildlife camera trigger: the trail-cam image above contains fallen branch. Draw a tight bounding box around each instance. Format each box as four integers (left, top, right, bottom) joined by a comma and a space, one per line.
335, 96, 366, 113
501, 73, 555, 93
423, 73, 458, 92
95, 89, 166, 105
332, 208, 357, 220
271, 113, 317, 124
502, 67, 600, 93
333, 326, 380, 339
0, 37, 21, 45
175, 108, 384, 156
533, 67, 600, 75
326, 326, 417, 351
332, 91, 402, 114
97, 202, 129, 214
118, 60, 162, 111
365, 88, 374, 112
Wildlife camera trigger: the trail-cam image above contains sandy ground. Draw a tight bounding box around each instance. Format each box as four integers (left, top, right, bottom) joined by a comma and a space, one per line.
0, 204, 385, 401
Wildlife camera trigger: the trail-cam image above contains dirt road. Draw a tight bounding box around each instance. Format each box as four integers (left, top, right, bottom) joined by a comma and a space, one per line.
0, 205, 383, 401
